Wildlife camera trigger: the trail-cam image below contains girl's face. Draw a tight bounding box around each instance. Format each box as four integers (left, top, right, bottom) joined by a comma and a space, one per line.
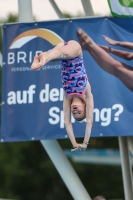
71, 104, 86, 121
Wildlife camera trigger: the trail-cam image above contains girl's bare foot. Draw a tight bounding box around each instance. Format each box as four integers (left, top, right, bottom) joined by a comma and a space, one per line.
77, 28, 94, 50
98, 45, 112, 53
102, 35, 118, 46
31, 55, 40, 70
37, 52, 48, 68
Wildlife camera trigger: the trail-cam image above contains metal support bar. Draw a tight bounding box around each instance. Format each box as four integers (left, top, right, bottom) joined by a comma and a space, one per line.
49, 0, 64, 18
18, 0, 33, 22
128, 137, 133, 155
81, 0, 94, 16
0, 52, 2, 66
118, 137, 133, 200
41, 140, 92, 200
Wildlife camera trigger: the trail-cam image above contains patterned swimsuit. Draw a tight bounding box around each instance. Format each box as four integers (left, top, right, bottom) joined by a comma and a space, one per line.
60, 42, 88, 99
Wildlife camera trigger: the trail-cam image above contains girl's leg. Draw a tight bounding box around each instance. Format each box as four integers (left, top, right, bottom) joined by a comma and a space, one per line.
31, 40, 82, 70
99, 45, 133, 61
31, 42, 64, 70
77, 29, 133, 92
102, 35, 133, 50
38, 40, 82, 67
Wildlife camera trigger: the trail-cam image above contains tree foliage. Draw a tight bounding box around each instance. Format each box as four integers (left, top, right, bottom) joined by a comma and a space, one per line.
0, 138, 124, 200
0, 13, 18, 52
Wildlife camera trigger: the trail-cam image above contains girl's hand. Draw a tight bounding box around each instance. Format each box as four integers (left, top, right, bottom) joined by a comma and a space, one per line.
71, 143, 87, 152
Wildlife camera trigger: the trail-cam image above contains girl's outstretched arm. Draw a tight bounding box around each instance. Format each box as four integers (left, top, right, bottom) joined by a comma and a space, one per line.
71, 83, 94, 152
84, 83, 94, 147
63, 92, 77, 148
63, 92, 88, 150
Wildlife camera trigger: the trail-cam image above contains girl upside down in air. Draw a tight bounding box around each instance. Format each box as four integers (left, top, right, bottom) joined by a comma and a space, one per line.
31, 40, 94, 151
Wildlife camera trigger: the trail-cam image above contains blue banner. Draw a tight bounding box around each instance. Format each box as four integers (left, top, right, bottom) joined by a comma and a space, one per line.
1, 17, 133, 142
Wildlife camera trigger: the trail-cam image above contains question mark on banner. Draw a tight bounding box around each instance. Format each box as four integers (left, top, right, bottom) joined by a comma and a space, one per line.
112, 104, 124, 121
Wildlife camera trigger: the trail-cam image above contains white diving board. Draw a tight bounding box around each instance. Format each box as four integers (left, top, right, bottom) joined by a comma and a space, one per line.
64, 149, 133, 166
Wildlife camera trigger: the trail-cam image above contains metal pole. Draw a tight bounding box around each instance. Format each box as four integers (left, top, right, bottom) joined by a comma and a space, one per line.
128, 136, 133, 155
18, 0, 33, 22
49, 0, 63, 18
41, 140, 92, 200
81, 0, 94, 16
0, 52, 2, 66
127, 136, 133, 192
118, 137, 133, 200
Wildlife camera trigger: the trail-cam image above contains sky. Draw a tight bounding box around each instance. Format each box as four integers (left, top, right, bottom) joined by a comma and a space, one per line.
0, 0, 111, 21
